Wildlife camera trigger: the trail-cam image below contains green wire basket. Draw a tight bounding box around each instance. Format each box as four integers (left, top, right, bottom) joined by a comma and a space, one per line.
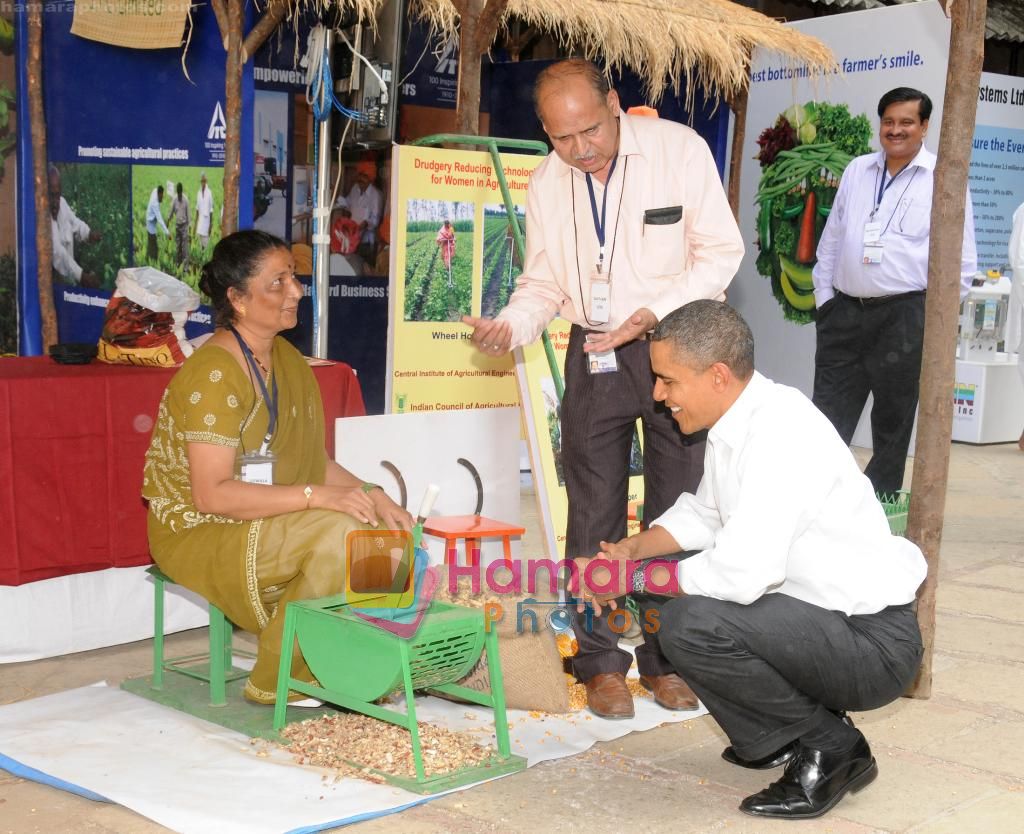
878, 490, 911, 537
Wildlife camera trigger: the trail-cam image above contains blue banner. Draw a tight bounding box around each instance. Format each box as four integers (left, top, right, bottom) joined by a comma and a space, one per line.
17, 6, 254, 353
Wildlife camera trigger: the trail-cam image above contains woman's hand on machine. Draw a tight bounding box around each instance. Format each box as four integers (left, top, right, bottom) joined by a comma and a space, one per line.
369, 488, 415, 532
312, 485, 380, 526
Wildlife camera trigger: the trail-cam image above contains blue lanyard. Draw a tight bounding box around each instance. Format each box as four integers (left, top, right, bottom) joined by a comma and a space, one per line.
230, 327, 278, 445
585, 155, 619, 273
873, 158, 913, 217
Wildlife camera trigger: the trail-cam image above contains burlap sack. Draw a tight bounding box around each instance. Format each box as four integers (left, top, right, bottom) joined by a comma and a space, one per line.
433, 566, 571, 714
72, 1, 190, 50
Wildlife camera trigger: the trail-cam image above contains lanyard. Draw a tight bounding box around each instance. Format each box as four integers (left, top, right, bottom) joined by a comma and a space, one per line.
872, 158, 913, 218
585, 155, 619, 273
230, 327, 278, 447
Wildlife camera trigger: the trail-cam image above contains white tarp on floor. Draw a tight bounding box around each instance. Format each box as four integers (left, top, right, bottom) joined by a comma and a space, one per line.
0, 682, 706, 833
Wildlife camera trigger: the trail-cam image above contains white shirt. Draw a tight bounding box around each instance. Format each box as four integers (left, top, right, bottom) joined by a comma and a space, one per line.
345, 182, 383, 243
496, 113, 744, 347
812, 146, 977, 307
51, 197, 90, 284
195, 185, 214, 236
146, 189, 169, 236
652, 372, 927, 616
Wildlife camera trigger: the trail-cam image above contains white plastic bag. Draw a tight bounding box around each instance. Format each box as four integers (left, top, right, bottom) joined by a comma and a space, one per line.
115, 266, 200, 314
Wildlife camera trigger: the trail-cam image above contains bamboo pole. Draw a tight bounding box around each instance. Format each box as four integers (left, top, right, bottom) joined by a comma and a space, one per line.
906, 0, 988, 699
221, 0, 244, 236
726, 79, 749, 222
454, 0, 511, 136
27, 8, 56, 349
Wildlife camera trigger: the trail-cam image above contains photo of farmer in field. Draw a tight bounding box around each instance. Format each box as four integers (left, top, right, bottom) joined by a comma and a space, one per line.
403, 198, 474, 323
132, 165, 223, 294
49, 162, 131, 291
436, 219, 456, 280
480, 203, 525, 318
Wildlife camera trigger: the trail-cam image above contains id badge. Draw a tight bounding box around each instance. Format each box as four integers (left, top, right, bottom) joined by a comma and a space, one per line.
862, 221, 881, 244
585, 334, 618, 374
862, 242, 884, 265
240, 449, 275, 485
590, 272, 610, 324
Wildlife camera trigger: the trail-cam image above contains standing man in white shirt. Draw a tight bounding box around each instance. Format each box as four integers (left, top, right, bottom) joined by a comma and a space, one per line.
812, 87, 977, 497
145, 184, 169, 262
194, 171, 215, 255
47, 164, 102, 288
577, 300, 926, 820
462, 59, 744, 719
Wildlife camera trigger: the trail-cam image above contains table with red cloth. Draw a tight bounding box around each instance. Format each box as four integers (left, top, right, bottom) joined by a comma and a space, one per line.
0, 356, 365, 587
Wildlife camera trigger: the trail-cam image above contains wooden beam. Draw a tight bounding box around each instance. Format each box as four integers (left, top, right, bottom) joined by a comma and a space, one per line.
454, 0, 512, 136
905, 0, 988, 699
210, 0, 230, 50
726, 80, 749, 223
242, 0, 294, 64
27, 7, 57, 349
222, 0, 243, 235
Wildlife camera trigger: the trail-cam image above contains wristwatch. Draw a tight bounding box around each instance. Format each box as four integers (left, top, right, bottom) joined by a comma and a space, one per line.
303, 485, 313, 508
361, 482, 381, 494
630, 563, 647, 595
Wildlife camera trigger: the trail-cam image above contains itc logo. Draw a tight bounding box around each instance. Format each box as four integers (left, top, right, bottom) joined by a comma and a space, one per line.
207, 102, 227, 141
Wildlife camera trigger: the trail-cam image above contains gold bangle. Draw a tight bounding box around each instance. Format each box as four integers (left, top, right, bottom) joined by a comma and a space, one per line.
303, 484, 313, 509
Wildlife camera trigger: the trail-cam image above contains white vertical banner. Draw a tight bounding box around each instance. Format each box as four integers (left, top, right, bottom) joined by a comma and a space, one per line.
971, 73, 1024, 273
729, 1, 952, 396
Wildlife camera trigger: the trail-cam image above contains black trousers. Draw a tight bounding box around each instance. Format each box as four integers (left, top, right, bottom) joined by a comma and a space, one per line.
812, 292, 925, 497
561, 324, 706, 681
657, 594, 923, 760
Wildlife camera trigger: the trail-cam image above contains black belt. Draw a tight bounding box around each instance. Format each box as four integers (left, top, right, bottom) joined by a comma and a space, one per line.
836, 289, 925, 307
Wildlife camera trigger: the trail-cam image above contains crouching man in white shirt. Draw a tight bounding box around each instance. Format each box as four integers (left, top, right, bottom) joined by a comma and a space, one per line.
575, 299, 925, 820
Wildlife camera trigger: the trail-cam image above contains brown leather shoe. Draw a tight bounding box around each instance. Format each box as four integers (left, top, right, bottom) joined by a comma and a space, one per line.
639, 673, 700, 710
584, 673, 635, 719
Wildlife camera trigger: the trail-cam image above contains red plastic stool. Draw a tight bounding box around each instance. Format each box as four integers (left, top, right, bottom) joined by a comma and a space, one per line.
421, 515, 525, 567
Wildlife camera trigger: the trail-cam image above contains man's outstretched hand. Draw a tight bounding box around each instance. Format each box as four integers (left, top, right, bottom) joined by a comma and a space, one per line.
582, 307, 657, 354
462, 316, 513, 357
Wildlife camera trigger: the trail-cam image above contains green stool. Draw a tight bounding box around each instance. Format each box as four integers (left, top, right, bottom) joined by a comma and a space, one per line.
148, 565, 254, 706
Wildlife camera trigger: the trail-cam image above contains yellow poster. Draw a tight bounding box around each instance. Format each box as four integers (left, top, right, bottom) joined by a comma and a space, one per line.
515, 321, 645, 560
386, 145, 544, 414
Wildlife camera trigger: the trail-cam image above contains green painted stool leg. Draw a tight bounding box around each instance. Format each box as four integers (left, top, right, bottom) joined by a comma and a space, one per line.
273, 605, 299, 731
399, 640, 427, 781
485, 624, 512, 758
152, 574, 165, 690
208, 604, 227, 706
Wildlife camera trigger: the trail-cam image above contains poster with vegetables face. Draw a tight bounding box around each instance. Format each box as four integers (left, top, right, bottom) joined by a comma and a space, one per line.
752, 102, 872, 323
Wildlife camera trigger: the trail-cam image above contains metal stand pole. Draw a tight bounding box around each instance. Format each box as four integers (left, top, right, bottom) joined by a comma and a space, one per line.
312, 29, 334, 358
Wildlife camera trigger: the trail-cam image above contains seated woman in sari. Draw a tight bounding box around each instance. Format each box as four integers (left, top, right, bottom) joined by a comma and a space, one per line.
142, 230, 412, 704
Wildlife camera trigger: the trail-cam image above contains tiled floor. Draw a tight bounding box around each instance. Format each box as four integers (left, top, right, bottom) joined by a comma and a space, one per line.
1, 442, 1021, 833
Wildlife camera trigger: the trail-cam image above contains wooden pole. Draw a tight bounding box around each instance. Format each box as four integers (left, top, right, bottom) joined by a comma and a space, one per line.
726, 80, 749, 222
26, 8, 56, 349
453, 0, 511, 136
906, 0, 988, 699
221, 0, 244, 236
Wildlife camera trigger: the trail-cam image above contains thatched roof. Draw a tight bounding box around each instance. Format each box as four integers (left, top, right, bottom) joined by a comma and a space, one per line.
411, 0, 838, 104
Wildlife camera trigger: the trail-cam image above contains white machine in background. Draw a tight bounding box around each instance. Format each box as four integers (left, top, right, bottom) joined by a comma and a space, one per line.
953, 272, 1024, 444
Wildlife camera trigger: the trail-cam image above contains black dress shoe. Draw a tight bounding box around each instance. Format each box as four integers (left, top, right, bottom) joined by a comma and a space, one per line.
722, 742, 796, 770
740, 734, 878, 819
